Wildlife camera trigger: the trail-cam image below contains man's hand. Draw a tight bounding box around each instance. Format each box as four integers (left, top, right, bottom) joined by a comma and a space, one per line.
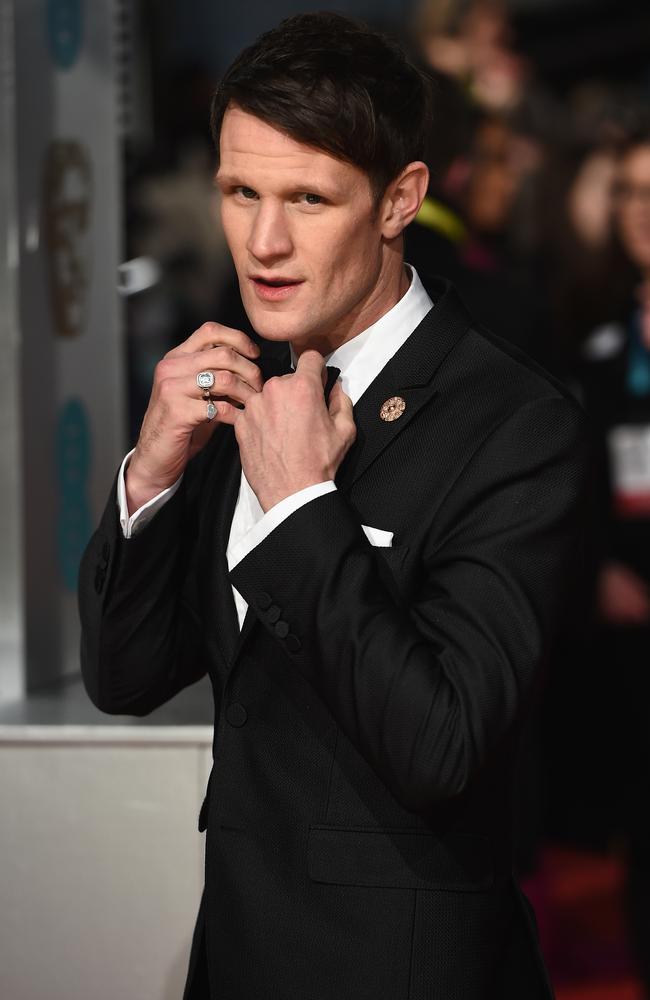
234, 350, 356, 512
126, 322, 262, 514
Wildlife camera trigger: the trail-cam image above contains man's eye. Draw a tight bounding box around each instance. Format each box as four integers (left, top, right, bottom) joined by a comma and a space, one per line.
236, 186, 257, 200
301, 193, 323, 205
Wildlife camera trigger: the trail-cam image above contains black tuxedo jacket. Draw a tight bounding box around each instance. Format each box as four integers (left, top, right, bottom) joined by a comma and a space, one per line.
79, 278, 588, 999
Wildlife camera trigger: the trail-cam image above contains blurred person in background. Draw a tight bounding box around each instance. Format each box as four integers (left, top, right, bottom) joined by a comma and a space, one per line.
546, 137, 619, 373
415, 0, 528, 114
579, 123, 650, 996
409, 0, 555, 372
407, 98, 554, 370
539, 85, 644, 378
451, 110, 549, 367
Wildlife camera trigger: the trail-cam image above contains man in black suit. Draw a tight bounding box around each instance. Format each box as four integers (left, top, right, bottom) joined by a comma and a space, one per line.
79, 13, 588, 999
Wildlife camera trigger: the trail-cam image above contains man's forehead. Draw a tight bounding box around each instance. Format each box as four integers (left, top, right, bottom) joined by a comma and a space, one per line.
221, 107, 311, 152
218, 106, 363, 184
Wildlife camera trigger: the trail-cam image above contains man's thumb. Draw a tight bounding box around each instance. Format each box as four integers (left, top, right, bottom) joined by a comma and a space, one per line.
328, 380, 353, 419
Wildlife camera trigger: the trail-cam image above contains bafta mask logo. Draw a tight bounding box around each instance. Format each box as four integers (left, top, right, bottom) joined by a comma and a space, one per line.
44, 140, 92, 339
46, 0, 83, 71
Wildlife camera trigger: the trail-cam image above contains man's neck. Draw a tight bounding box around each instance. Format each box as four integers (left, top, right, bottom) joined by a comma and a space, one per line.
292, 260, 411, 359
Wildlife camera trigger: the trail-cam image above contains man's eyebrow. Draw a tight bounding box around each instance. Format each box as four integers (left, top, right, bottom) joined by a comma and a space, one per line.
214, 171, 244, 187
214, 171, 341, 197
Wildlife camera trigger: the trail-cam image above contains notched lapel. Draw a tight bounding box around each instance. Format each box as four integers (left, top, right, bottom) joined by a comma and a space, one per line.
206, 431, 244, 666
336, 380, 438, 491
337, 279, 472, 492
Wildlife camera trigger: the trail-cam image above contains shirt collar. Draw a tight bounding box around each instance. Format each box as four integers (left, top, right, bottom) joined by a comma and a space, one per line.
290, 264, 433, 406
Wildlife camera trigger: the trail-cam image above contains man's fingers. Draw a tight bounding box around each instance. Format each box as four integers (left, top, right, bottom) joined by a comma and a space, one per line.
156, 373, 257, 411
167, 322, 261, 361
188, 401, 236, 456
178, 397, 239, 434
195, 397, 239, 426
295, 348, 325, 380
184, 371, 258, 406
327, 379, 351, 416
328, 382, 356, 444
199, 345, 263, 392
209, 399, 238, 426
157, 345, 263, 394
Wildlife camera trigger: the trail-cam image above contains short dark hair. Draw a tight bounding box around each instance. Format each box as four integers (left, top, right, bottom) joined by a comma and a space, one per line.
210, 12, 432, 202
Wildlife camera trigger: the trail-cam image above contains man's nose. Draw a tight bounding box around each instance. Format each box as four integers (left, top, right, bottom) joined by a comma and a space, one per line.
247, 200, 293, 264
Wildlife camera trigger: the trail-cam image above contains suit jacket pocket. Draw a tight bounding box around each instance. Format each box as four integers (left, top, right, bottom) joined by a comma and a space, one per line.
362, 524, 394, 547
307, 825, 493, 891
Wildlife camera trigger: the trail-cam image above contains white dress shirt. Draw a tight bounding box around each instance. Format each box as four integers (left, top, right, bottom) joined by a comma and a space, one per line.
118, 264, 433, 628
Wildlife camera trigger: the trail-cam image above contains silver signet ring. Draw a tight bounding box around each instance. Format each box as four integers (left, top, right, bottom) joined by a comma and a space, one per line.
197, 370, 215, 390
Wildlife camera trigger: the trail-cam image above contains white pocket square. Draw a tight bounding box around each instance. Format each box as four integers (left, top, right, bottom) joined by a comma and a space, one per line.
362, 524, 393, 547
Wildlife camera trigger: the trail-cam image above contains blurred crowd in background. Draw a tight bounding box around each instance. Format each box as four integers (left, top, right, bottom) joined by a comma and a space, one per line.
118, 0, 650, 993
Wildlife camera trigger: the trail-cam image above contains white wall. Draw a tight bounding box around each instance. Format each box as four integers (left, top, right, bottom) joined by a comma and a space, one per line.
0, 727, 212, 1000
0, 0, 24, 705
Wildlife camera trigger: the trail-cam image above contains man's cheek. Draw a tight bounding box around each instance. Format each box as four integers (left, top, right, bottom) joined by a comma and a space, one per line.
222, 216, 246, 261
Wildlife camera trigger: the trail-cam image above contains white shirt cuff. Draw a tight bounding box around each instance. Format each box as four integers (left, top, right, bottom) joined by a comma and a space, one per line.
227, 481, 337, 570
117, 448, 184, 538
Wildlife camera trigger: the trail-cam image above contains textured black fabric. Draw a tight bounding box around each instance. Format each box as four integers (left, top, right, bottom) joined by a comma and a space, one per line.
78, 277, 589, 999
307, 826, 493, 889
182, 893, 209, 1000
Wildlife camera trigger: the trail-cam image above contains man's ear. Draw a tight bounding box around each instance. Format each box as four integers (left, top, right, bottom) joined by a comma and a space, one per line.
380, 161, 430, 239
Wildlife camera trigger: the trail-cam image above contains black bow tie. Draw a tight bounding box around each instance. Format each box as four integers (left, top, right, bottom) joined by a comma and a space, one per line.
261, 352, 340, 404
322, 365, 341, 404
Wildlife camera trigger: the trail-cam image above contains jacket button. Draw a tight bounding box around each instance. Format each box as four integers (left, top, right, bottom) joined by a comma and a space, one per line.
285, 634, 301, 653
226, 703, 248, 727
267, 605, 281, 623
274, 620, 289, 639
256, 592, 272, 610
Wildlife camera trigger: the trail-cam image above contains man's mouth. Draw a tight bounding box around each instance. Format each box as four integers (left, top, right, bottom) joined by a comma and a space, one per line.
250, 275, 304, 301
252, 276, 302, 287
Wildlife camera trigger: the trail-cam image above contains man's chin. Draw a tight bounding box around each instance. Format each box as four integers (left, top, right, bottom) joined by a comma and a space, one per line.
253, 326, 298, 344
244, 308, 308, 344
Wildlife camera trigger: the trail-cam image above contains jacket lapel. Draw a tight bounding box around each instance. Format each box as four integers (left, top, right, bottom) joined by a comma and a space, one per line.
208, 431, 244, 666
336, 278, 472, 492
